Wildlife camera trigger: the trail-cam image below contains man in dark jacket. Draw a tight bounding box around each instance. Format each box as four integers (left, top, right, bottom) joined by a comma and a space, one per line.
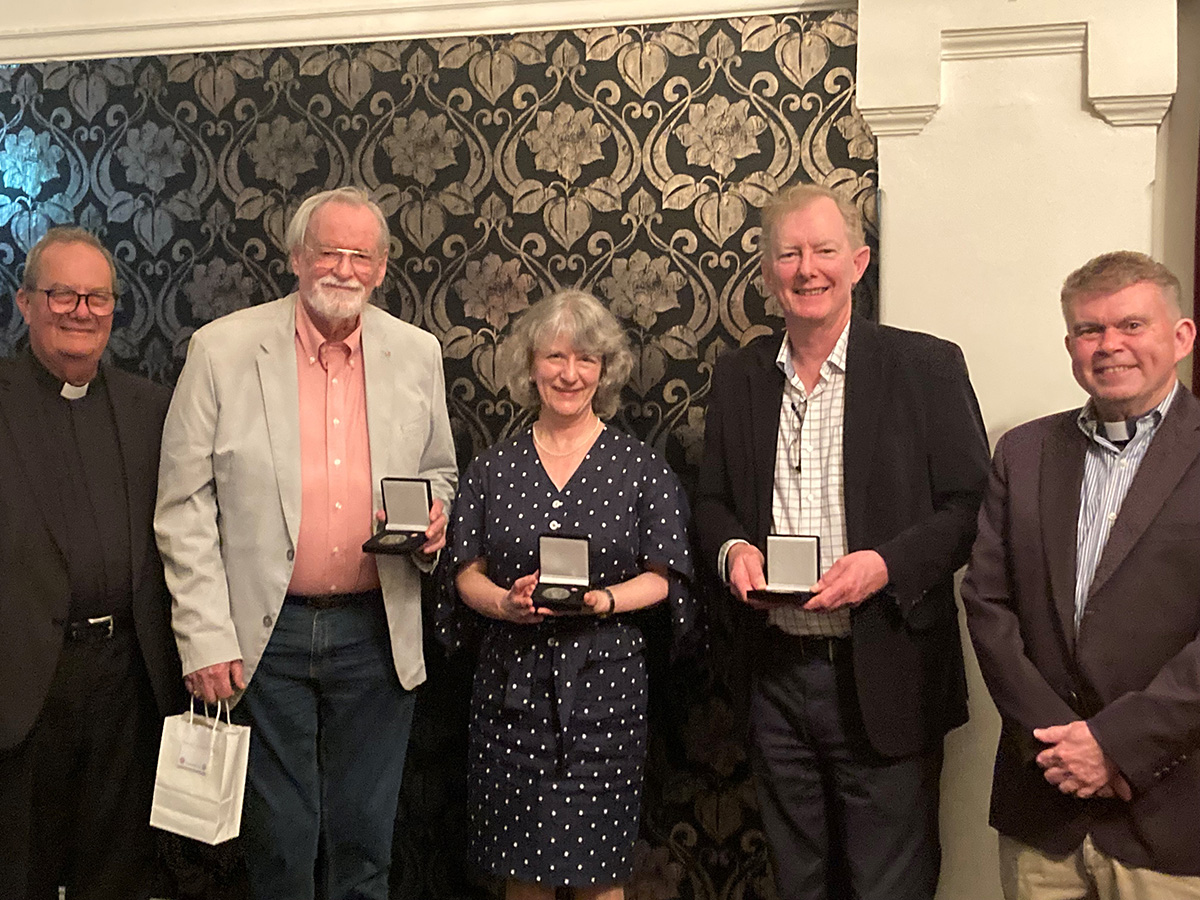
0, 227, 181, 899
963, 251, 1200, 898
696, 183, 989, 900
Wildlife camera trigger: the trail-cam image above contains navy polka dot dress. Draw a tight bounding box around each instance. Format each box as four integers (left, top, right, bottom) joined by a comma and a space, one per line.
444, 427, 691, 886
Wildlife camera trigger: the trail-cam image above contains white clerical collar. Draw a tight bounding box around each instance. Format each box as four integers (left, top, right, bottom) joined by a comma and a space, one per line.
1100, 419, 1132, 442
60, 381, 89, 400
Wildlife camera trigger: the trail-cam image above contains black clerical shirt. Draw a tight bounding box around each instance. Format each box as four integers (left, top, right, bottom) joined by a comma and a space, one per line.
28, 354, 133, 621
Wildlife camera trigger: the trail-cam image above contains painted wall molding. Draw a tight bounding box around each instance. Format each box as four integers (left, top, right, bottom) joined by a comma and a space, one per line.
1090, 93, 1175, 128
0, 0, 851, 64
856, 104, 938, 138
858, 8, 1175, 140
940, 22, 1085, 60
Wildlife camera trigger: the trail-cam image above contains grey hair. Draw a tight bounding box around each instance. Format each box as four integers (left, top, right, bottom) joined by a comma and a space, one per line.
499, 289, 633, 419
284, 187, 390, 260
761, 182, 866, 254
22, 226, 118, 296
1061, 250, 1183, 321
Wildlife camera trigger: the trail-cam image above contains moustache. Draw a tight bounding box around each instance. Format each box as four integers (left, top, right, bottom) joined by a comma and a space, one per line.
319, 276, 365, 290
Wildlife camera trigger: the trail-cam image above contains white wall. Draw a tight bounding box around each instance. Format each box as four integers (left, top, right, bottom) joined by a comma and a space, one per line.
3, 1, 1197, 898
1162, 0, 1200, 356
858, 3, 1188, 899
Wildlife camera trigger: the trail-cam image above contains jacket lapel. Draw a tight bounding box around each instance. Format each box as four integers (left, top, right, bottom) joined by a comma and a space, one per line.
747, 336, 784, 544
1087, 390, 1200, 598
362, 305, 395, 510
106, 365, 155, 592
0, 356, 70, 561
257, 299, 302, 547
1039, 414, 1086, 652
842, 318, 884, 550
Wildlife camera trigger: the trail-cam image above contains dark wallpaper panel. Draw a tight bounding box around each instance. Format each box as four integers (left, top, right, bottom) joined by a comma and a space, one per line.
0, 11, 877, 900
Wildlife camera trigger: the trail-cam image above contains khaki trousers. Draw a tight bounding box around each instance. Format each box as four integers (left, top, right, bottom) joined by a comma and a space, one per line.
999, 834, 1200, 900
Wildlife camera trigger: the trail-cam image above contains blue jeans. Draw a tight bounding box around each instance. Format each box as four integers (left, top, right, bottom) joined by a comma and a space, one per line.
233, 594, 416, 900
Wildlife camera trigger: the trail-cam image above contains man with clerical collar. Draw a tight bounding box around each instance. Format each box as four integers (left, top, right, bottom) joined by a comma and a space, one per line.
0, 226, 182, 898
696, 184, 990, 900
963, 251, 1200, 898
155, 187, 457, 900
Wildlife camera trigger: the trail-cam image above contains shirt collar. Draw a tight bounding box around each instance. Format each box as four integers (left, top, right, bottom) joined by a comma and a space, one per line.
775, 319, 850, 385
27, 349, 100, 400
294, 296, 363, 364
1076, 380, 1178, 446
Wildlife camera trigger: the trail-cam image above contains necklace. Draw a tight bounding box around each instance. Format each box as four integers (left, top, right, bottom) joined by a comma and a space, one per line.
533, 416, 602, 457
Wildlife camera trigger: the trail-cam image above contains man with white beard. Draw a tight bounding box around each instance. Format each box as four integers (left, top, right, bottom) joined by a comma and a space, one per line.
155, 187, 457, 900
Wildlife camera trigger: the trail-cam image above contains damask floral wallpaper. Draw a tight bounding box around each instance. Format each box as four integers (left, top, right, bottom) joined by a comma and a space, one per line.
0, 10, 877, 899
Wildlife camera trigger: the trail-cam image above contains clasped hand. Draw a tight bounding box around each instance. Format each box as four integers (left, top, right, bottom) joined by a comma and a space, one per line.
1034, 720, 1132, 801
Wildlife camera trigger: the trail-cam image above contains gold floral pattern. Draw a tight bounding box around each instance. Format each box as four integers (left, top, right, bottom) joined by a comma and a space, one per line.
675, 97, 767, 178
455, 252, 533, 330
381, 111, 463, 186
602, 250, 685, 330
0, 12, 876, 897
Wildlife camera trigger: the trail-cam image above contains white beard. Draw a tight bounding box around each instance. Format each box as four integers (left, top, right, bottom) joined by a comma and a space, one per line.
306, 276, 370, 322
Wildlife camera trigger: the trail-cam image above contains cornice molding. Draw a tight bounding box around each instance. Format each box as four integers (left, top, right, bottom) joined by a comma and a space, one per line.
941, 22, 1085, 60
858, 104, 939, 138
0, 0, 853, 63
1090, 93, 1174, 127
861, 17, 1172, 138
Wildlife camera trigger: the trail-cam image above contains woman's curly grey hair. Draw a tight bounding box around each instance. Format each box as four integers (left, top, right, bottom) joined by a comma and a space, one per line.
499, 289, 633, 419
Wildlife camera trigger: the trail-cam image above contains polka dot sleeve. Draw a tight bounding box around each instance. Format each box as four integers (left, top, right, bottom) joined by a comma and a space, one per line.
434, 455, 490, 653
634, 451, 696, 650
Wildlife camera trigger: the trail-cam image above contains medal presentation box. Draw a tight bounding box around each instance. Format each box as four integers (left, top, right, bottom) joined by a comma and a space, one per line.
533, 534, 590, 613
747, 534, 820, 604
361, 478, 431, 555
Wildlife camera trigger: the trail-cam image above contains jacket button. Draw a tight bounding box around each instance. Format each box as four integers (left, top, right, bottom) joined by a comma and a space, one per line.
287, 549, 295, 561
262, 615, 272, 627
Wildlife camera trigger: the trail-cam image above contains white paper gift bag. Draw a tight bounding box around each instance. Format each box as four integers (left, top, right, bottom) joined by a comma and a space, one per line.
150, 699, 251, 845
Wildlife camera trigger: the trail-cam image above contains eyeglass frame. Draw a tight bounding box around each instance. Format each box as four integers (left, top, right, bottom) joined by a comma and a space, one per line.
32, 287, 118, 317
786, 396, 807, 475
303, 243, 385, 275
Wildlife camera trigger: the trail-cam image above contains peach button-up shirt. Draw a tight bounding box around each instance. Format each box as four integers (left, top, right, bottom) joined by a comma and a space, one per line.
287, 299, 379, 596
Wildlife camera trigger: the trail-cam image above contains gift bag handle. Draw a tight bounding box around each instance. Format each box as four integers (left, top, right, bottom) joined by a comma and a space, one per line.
186, 697, 231, 759
187, 696, 233, 726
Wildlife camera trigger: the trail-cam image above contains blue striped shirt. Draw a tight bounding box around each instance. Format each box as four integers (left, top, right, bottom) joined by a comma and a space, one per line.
1073, 382, 1178, 631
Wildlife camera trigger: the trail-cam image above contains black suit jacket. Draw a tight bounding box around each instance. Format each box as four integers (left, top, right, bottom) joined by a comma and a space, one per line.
696, 316, 989, 757
0, 353, 181, 749
963, 390, 1200, 875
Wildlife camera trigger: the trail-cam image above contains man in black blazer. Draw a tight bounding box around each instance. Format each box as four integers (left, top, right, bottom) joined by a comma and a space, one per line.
963, 252, 1200, 897
696, 184, 989, 900
0, 227, 181, 899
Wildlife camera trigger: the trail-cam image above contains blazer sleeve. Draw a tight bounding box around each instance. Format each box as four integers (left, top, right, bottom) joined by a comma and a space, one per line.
961, 430, 1079, 761
1088, 631, 1200, 793
408, 331, 458, 573
874, 340, 990, 611
154, 333, 242, 676
694, 352, 754, 576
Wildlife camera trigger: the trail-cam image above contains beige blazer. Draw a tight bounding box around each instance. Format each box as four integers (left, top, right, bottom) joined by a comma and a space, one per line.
155, 294, 457, 695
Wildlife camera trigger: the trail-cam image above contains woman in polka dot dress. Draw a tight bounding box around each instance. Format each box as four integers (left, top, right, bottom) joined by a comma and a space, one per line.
443, 289, 692, 900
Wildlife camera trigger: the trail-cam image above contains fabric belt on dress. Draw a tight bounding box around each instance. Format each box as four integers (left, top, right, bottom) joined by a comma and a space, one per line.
285, 588, 382, 610
64, 613, 131, 642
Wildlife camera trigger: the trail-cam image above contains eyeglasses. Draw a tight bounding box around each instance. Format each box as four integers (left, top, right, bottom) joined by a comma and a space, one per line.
787, 398, 807, 474
305, 244, 383, 275
35, 288, 117, 317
